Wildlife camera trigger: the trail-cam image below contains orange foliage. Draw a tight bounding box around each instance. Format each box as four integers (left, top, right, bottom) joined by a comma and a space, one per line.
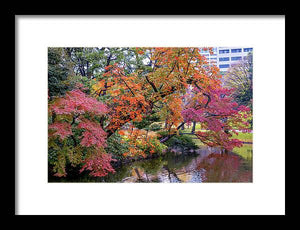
91, 47, 224, 157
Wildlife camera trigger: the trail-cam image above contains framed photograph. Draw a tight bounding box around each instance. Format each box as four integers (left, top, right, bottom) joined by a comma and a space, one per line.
15, 14, 285, 215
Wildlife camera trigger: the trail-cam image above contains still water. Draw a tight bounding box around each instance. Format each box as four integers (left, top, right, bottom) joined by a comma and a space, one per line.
50, 144, 252, 183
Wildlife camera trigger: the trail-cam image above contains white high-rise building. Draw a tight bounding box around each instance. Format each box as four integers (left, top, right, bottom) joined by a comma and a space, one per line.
200, 47, 253, 74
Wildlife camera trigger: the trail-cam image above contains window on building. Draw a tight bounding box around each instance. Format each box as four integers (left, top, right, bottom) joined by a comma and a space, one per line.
231, 48, 242, 53
219, 64, 230, 68
231, 56, 242, 61
244, 48, 253, 52
219, 57, 229, 61
212, 48, 217, 54
219, 49, 229, 54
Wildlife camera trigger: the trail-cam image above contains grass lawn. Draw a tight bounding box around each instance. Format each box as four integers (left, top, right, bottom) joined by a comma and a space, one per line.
181, 130, 253, 148
179, 123, 202, 133
231, 132, 252, 142
180, 124, 252, 140
160, 122, 253, 147
233, 144, 253, 162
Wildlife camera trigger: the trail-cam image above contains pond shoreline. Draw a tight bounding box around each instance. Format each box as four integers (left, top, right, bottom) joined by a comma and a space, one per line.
110, 140, 252, 169
111, 147, 200, 169
48, 142, 252, 183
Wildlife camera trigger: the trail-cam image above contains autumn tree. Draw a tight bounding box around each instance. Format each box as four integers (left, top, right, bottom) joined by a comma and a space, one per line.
182, 87, 251, 151
48, 85, 115, 177
92, 47, 251, 152
49, 47, 252, 178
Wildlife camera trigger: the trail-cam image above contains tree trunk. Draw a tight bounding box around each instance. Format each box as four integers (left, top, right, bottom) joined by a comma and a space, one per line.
191, 121, 196, 133
164, 119, 168, 129
160, 122, 185, 143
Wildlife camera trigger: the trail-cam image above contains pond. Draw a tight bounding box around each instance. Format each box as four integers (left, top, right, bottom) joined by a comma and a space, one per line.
49, 144, 252, 183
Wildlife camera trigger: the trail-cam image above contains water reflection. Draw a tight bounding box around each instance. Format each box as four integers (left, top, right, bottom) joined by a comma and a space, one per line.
49, 145, 252, 183
102, 145, 252, 183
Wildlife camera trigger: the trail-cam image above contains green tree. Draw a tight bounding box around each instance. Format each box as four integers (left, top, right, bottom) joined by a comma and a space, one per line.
48, 48, 75, 98
224, 52, 253, 108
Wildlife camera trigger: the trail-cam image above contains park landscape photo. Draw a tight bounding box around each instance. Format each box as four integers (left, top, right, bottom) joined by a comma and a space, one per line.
48, 47, 253, 183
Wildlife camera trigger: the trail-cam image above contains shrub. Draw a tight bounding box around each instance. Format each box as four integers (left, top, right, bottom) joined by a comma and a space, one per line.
161, 133, 198, 150
105, 132, 129, 161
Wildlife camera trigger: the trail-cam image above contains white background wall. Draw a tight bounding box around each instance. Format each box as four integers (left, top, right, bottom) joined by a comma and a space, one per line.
16, 15, 285, 215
